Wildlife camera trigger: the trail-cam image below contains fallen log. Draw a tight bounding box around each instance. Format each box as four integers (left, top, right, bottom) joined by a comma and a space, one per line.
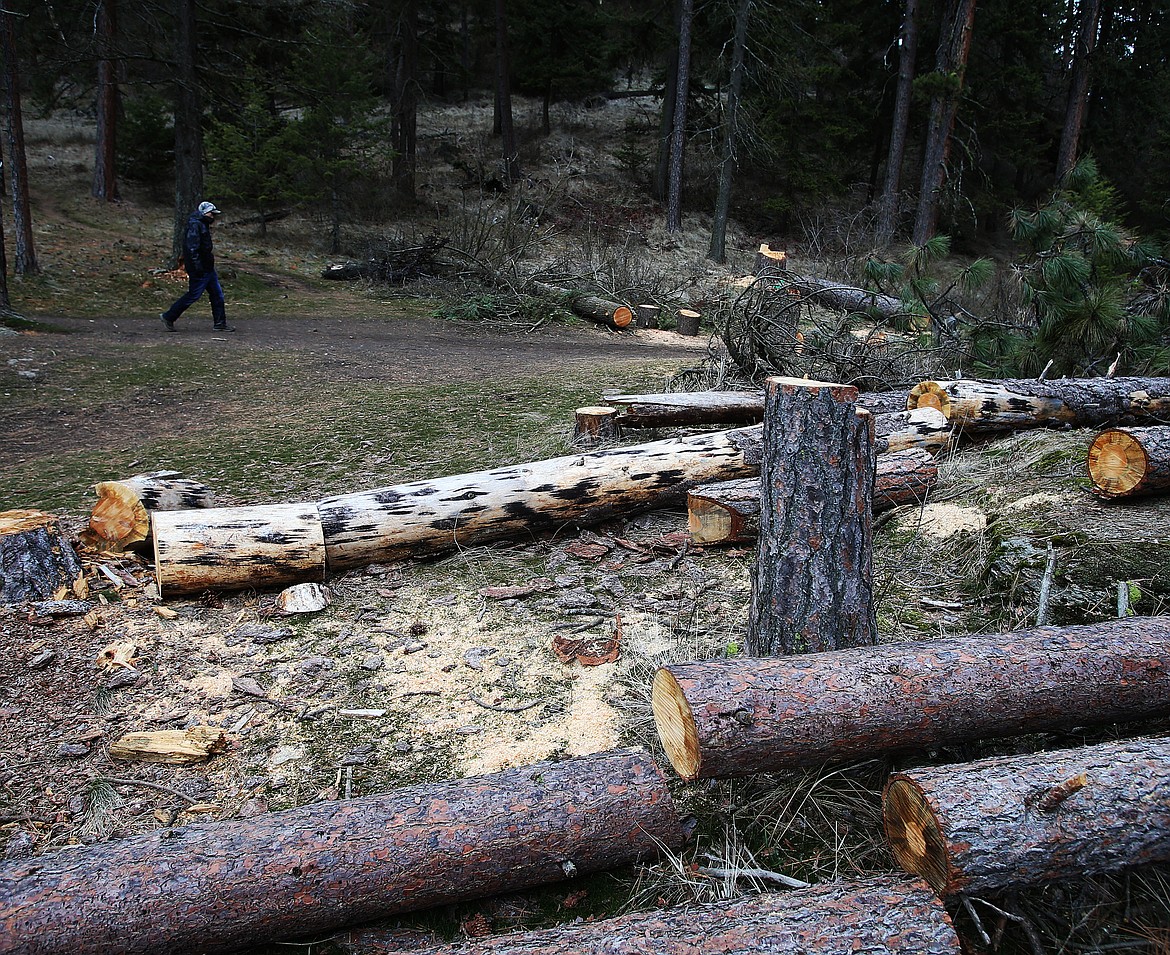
688, 447, 939, 545
908, 376, 1170, 433
0, 510, 83, 604
407, 873, 960, 955
732, 408, 951, 462
0, 749, 682, 955
602, 388, 913, 428
884, 735, 1170, 897
85, 470, 215, 552
766, 271, 915, 323
1087, 426, 1170, 499
316, 429, 759, 571
529, 280, 633, 329
152, 503, 326, 598
651, 616, 1170, 780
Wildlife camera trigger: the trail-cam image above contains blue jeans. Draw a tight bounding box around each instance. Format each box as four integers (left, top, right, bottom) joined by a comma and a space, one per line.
163, 270, 227, 326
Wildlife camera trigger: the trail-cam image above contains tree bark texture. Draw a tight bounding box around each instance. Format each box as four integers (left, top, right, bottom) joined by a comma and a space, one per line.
1087, 426, 1170, 498
774, 272, 913, 323
316, 429, 759, 571
884, 735, 1170, 897
390, 0, 419, 198
651, 616, 1170, 780
687, 448, 938, 545
408, 874, 961, 955
747, 378, 876, 656
734, 409, 951, 461
876, 0, 919, 243
753, 243, 788, 274
92, 0, 120, 201
572, 406, 620, 447
172, 0, 204, 269
908, 376, 1170, 432
494, 0, 519, 182
707, 0, 751, 264
1, 8, 36, 274
0, 750, 682, 955
152, 503, 326, 598
86, 471, 216, 552
0, 510, 84, 604
666, 0, 694, 232
529, 281, 633, 329
1056, 0, 1104, 180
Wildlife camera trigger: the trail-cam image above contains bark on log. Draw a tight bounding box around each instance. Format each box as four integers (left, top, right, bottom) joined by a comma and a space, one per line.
408, 874, 961, 955
316, 429, 759, 571
572, 406, 621, 447
86, 471, 215, 552
602, 389, 913, 428
688, 447, 938, 545
884, 735, 1170, 897
747, 377, 876, 656
676, 308, 701, 336
651, 616, 1170, 780
635, 303, 660, 328
152, 503, 326, 598
0, 750, 682, 955
772, 272, 914, 323
529, 280, 633, 329
732, 409, 950, 462
0, 510, 83, 604
907, 376, 1170, 433
1088, 426, 1170, 499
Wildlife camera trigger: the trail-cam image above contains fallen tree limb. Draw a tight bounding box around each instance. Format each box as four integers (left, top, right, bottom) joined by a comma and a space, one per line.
1088, 426, 1170, 498
0, 749, 682, 955
884, 735, 1170, 896
651, 616, 1170, 779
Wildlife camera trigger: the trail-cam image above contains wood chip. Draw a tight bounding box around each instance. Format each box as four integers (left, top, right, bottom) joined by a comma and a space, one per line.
108, 726, 228, 764
276, 582, 331, 614
96, 641, 137, 670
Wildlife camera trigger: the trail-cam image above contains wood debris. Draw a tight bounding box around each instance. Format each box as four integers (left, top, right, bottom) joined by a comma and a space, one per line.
108, 726, 229, 764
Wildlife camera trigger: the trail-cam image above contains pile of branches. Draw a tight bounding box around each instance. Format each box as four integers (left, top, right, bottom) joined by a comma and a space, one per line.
322, 235, 450, 285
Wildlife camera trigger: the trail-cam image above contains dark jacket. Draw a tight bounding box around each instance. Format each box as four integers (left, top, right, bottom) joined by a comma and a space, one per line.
182, 212, 215, 276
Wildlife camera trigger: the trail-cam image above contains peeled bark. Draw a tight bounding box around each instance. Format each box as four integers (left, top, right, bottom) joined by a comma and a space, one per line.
86, 471, 215, 552
0, 750, 682, 955
884, 736, 1170, 897
317, 429, 759, 571
408, 874, 961, 955
0, 510, 83, 604
1087, 426, 1170, 499
152, 503, 326, 598
688, 447, 938, 545
652, 616, 1170, 780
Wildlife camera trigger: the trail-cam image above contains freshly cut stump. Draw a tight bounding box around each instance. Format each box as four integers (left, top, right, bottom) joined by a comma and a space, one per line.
572, 406, 620, 446
1088, 426, 1170, 498
0, 510, 83, 604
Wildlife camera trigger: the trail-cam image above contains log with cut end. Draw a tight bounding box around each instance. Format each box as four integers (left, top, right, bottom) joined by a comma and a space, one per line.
86, 471, 215, 552
884, 735, 1170, 897
316, 429, 759, 571
152, 503, 326, 598
675, 308, 701, 336
572, 405, 620, 446
602, 389, 914, 429
406, 874, 960, 955
776, 272, 917, 323
688, 447, 938, 545
635, 303, 660, 328
907, 375, 1170, 432
0, 749, 682, 955
652, 616, 1170, 780
753, 243, 789, 274
0, 510, 83, 604
528, 280, 633, 329
1088, 426, 1170, 498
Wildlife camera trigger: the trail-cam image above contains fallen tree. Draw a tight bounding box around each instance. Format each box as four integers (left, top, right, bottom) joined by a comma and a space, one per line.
884, 735, 1170, 897
84, 471, 215, 552
0, 749, 682, 955
651, 616, 1170, 779
1087, 426, 1170, 499
320, 236, 449, 284
600, 388, 913, 428
528, 280, 633, 329
0, 510, 83, 604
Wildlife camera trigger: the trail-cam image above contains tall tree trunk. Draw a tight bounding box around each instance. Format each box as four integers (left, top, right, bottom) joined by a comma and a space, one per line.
666, 0, 694, 232
391, 0, 418, 198
911, 0, 978, 246
92, 0, 120, 201
0, 138, 9, 310
708, 0, 751, 263
0, 7, 36, 275
1055, 0, 1104, 181
652, 28, 679, 203
171, 0, 204, 269
494, 0, 520, 182
876, 0, 919, 244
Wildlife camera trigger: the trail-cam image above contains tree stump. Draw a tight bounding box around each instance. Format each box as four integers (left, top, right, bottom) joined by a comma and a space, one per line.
572, 406, 620, 447
884, 735, 1170, 896
675, 308, 701, 336
747, 377, 876, 655
635, 303, 660, 328
86, 471, 215, 552
0, 510, 83, 604
753, 243, 789, 275
1088, 426, 1170, 498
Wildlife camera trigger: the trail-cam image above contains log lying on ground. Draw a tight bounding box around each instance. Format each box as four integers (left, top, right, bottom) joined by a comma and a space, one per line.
85, 471, 215, 552
908, 375, 1170, 433
0, 749, 682, 955
884, 736, 1170, 897
602, 388, 914, 428
0, 510, 83, 604
688, 447, 939, 545
407, 873, 961, 955
317, 429, 759, 571
763, 271, 916, 323
152, 503, 326, 598
1088, 426, 1170, 498
732, 408, 951, 462
529, 280, 633, 329
652, 616, 1170, 780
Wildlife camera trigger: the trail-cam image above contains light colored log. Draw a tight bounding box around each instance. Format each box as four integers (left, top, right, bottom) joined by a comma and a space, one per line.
152, 503, 326, 598
87, 471, 215, 552
1088, 426, 1170, 498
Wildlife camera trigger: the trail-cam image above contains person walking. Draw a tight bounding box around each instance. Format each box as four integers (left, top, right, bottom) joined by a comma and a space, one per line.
160, 201, 234, 332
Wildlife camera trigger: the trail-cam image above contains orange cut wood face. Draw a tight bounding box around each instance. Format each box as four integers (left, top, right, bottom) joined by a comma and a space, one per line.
1087, 429, 1147, 495
0, 509, 57, 534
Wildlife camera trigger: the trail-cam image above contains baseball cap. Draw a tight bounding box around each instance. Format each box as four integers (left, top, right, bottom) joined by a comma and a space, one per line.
198, 201, 222, 217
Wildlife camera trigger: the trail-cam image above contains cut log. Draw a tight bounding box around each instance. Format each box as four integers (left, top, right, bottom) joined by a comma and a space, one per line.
0, 510, 83, 604
732, 408, 950, 463
152, 503, 326, 598
907, 375, 1170, 433
675, 308, 701, 336
316, 429, 759, 571
1088, 426, 1170, 498
86, 471, 215, 552
529, 280, 633, 329
747, 377, 876, 656
774, 272, 915, 322
602, 388, 914, 428
572, 405, 620, 447
407, 874, 960, 955
688, 447, 938, 545
753, 242, 789, 274
0, 749, 682, 955
652, 616, 1170, 780
635, 303, 661, 328
884, 735, 1170, 897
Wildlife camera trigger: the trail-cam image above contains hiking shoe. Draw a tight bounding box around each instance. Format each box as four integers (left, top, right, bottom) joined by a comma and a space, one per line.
213, 324, 236, 333
159, 313, 176, 331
